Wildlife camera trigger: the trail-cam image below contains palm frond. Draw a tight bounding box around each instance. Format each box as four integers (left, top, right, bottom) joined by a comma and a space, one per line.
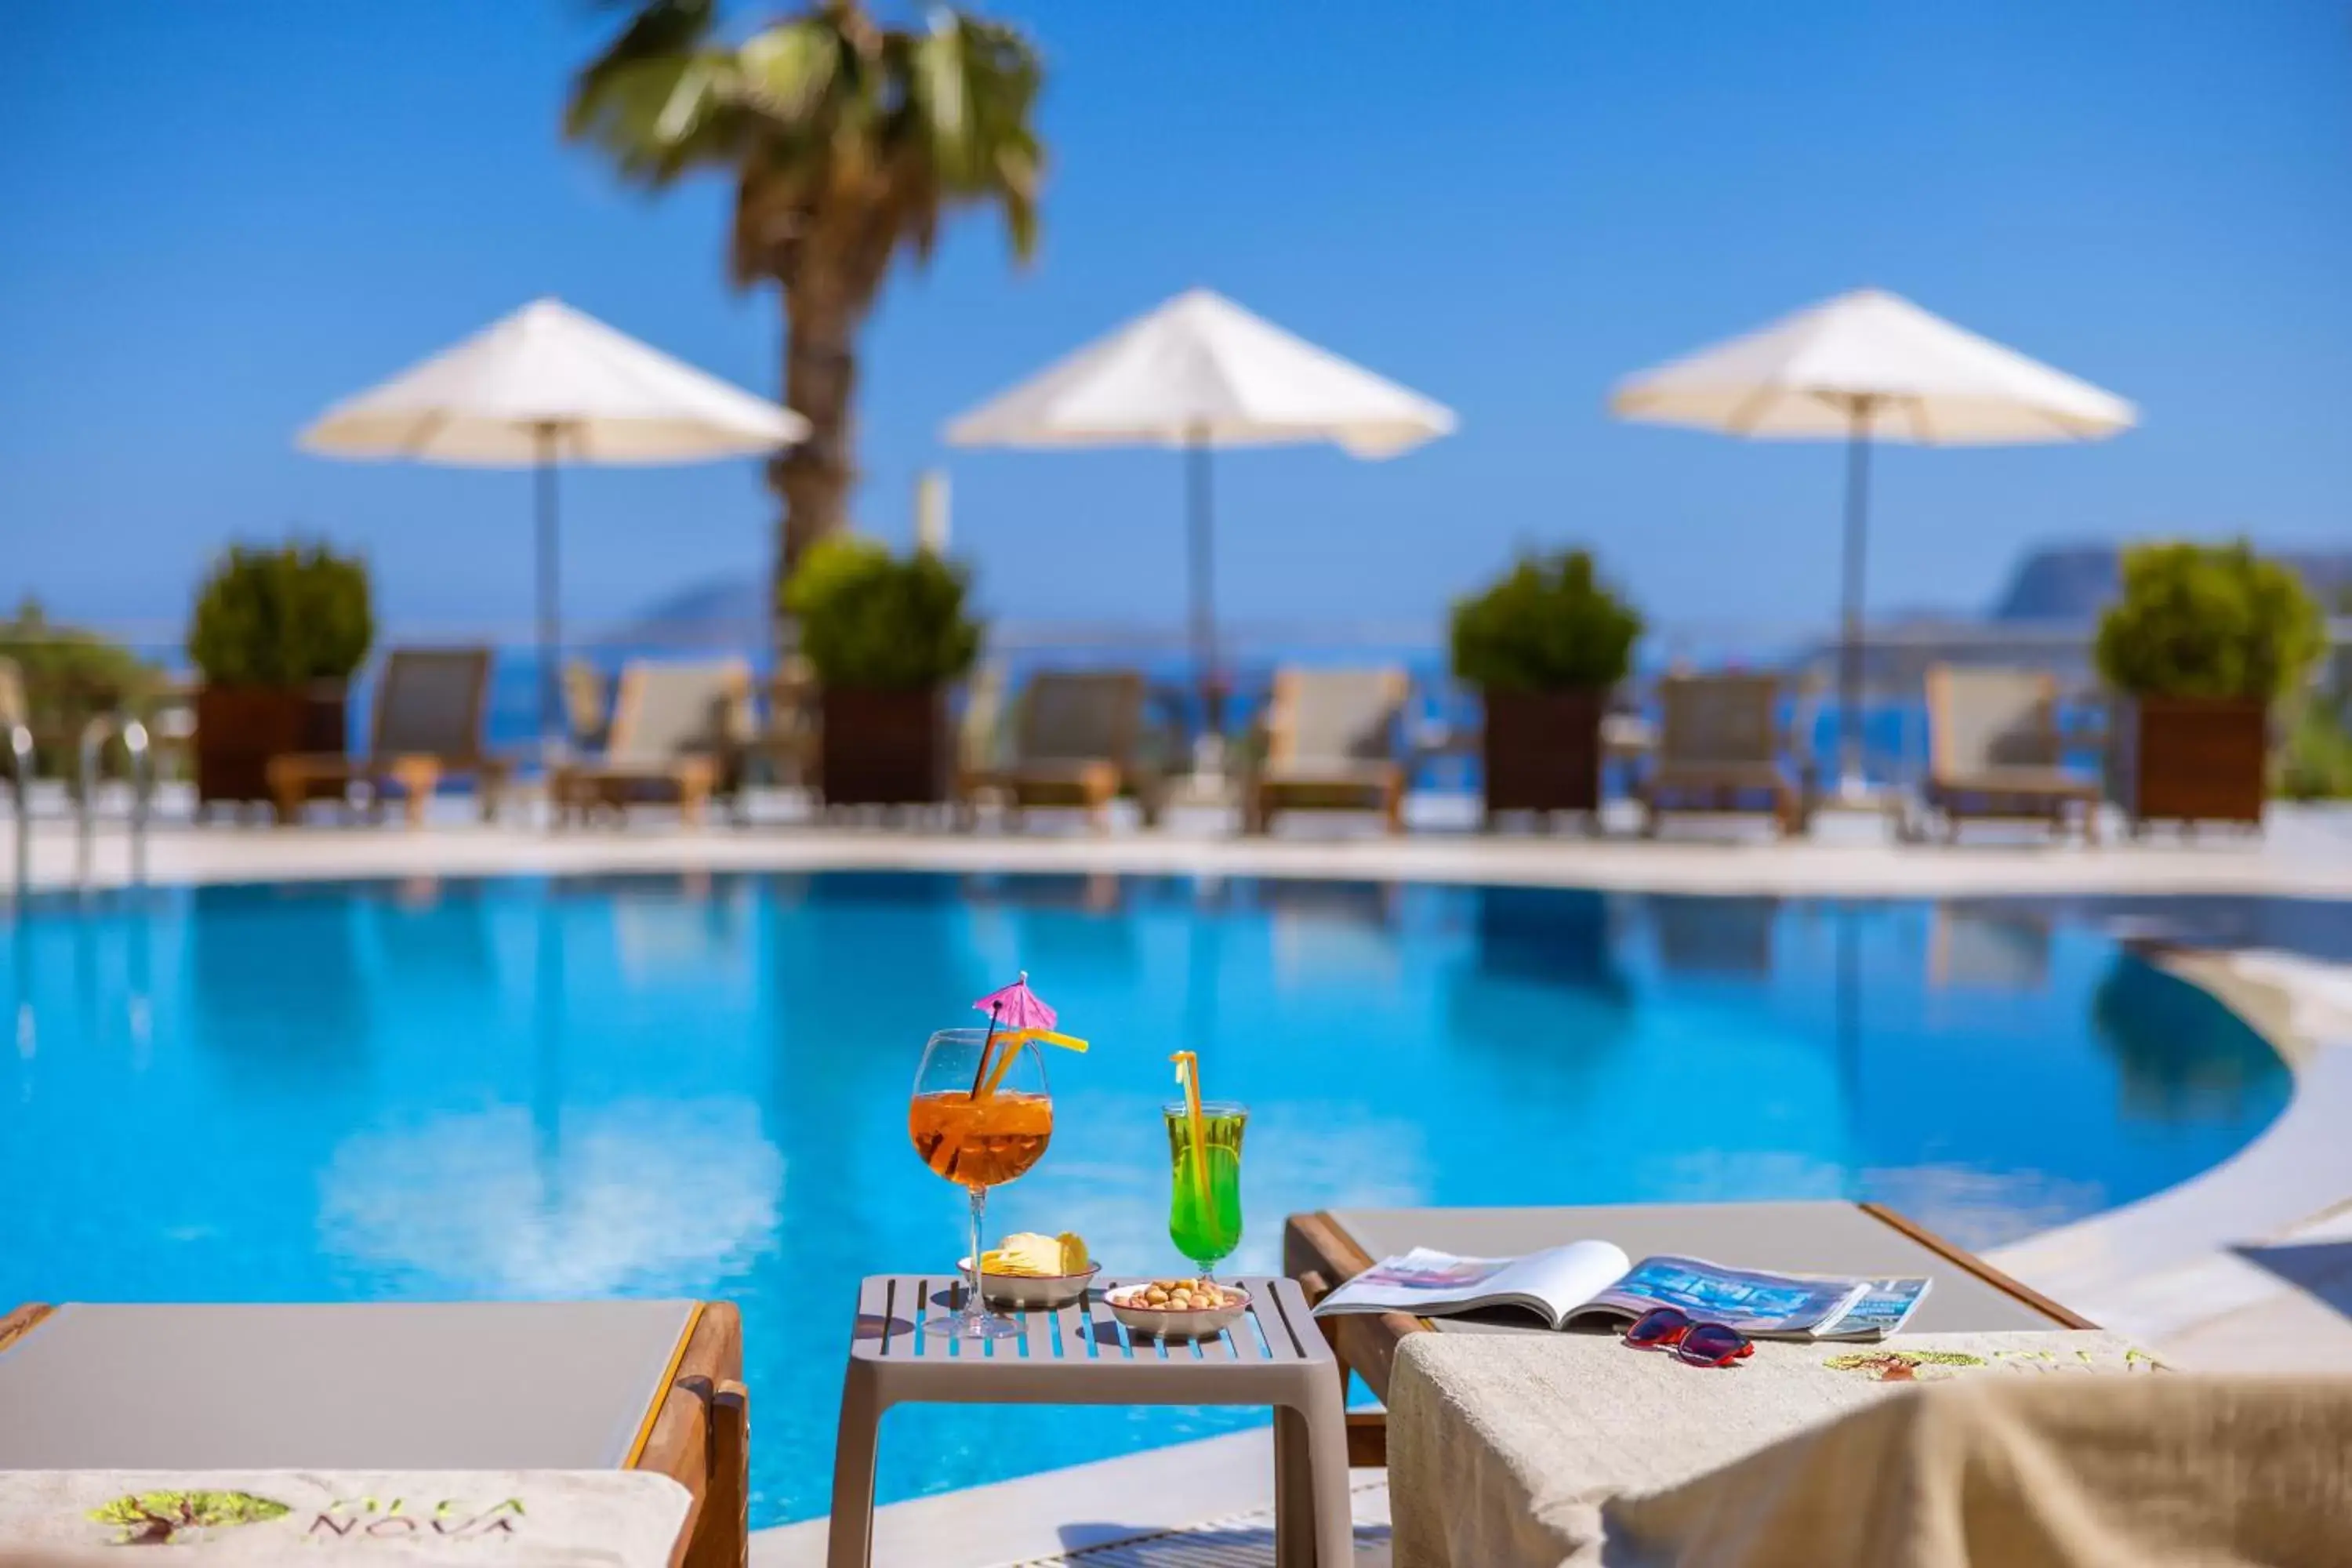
571, 1, 1044, 281
569, 0, 719, 126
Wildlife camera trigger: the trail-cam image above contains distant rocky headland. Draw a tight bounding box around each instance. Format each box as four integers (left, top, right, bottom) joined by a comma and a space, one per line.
604, 542, 2352, 652
1993, 543, 2352, 622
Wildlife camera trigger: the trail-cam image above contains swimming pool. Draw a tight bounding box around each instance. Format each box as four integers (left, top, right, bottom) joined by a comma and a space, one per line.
0, 872, 2292, 1524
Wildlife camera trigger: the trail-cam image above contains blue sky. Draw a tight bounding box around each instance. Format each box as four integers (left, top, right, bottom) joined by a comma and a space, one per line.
3, 1, 2346, 646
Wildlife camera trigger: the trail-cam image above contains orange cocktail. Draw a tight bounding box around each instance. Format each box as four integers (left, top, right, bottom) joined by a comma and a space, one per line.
909, 1088, 1053, 1189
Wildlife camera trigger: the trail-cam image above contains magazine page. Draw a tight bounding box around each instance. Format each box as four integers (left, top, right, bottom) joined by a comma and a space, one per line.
1571, 1254, 1868, 1338
1813, 1276, 1933, 1341
1312, 1240, 1631, 1325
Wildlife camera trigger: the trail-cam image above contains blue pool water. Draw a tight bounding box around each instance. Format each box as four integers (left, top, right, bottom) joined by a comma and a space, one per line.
0, 873, 2292, 1523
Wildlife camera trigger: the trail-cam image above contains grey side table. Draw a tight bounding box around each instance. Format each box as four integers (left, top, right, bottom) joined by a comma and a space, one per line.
827, 1274, 1352, 1568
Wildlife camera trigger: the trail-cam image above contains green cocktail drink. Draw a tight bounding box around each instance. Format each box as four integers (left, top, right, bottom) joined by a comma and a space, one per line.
1164, 1102, 1247, 1276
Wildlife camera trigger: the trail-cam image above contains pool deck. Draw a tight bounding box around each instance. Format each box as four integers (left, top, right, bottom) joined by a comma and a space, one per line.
13, 795, 2352, 1566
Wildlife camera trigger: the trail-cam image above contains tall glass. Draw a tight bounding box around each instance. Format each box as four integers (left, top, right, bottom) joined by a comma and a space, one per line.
1164, 1102, 1247, 1279
909, 1027, 1052, 1339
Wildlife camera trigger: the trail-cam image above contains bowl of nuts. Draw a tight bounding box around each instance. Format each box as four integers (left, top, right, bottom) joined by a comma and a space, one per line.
1102, 1278, 1250, 1339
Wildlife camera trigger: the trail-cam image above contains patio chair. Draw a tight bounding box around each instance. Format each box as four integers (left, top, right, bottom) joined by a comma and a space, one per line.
550, 658, 752, 827
267, 647, 508, 827
956, 670, 1163, 831
0, 1299, 745, 1566
1638, 673, 1808, 835
1243, 666, 1411, 833
1922, 663, 2102, 842
563, 657, 612, 753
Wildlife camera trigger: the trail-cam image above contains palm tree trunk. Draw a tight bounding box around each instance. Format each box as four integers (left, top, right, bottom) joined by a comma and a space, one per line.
770, 271, 862, 655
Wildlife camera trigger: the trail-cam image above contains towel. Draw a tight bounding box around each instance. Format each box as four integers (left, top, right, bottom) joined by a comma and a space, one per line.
1606, 1373, 2352, 1568
0, 1470, 691, 1565
1388, 1328, 2352, 1567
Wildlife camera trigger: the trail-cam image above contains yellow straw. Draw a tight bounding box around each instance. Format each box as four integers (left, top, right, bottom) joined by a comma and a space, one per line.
980, 1028, 1091, 1098
1171, 1050, 1212, 1219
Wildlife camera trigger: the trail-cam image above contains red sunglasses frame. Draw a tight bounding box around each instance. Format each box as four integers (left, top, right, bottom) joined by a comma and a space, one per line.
1623, 1307, 1755, 1367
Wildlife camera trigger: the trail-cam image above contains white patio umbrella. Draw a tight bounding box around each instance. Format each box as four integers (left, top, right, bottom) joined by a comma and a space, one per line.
1610, 288, 2135, 793
946, 288, 1454, 739
301, 297, 806, 754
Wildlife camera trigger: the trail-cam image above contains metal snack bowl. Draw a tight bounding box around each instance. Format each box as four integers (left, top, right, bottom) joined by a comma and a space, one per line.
959, 1259, 1102, 1311
1103, 1281, 1250, 1340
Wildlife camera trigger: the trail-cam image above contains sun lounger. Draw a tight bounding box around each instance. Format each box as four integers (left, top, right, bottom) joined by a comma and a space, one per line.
1285, 1200, 2089, 1471
956, 670, 1163, 831
550, 659, 752, 826
0, 1299, 745, 1566
1638, 673, 1809, 835
1243, 666, 1411, 833
267, 647, 509, 828
1922, 664, 2102, 842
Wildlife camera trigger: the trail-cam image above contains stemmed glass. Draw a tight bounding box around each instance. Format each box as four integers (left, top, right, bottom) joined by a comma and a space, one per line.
909, 1026, 1052, 1339
1165, 1101, 1247, 1282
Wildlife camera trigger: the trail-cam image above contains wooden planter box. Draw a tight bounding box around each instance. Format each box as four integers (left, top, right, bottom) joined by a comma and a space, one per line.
2112, 694, 2267, 830
194, 684, 347, 806
819, 686, 947, 806
1479, 688, 1605, 824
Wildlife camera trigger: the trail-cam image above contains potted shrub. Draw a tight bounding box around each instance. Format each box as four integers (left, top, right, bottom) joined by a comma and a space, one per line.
784, 536, 981, 805
0, 597, 161, 782
2094, 539, 2322, 831
1450, 549, 1643, 825
187, 543, 374, 807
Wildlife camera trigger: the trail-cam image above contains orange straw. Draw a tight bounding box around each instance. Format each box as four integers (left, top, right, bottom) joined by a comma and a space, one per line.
1170, 1050, 1212, 1217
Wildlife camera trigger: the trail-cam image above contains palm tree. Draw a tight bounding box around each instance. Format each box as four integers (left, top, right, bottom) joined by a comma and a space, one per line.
567, 0, 1043, 622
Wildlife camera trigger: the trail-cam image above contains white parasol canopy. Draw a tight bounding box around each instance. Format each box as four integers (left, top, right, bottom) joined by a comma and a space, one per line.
1610, 288, 2136, 445
302, 299, 805, 753
946, 289, 1454, 739
1610, 289, 2135, 792
303, 296, 805, 464
947, 286, 1455, 456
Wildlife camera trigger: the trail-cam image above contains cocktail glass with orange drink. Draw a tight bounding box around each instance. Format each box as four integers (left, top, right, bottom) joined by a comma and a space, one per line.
909, 1028, 1051, 1338
910, 973, 1090, 1340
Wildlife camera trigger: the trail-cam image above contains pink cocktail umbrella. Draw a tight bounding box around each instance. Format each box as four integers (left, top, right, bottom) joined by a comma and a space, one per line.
975, 971, 1058, 1033
967, 972, 1087, 1095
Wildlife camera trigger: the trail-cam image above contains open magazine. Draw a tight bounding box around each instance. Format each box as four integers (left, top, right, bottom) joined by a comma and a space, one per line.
1311, 1242, 1930, 1341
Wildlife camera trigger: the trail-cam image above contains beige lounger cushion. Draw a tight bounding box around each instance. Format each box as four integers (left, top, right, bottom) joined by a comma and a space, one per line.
0, 1301, 697, 1468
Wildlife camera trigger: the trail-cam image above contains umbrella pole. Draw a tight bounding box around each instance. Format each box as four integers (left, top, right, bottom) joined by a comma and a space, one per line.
1186, 430, 1221, 773
1836, 401, 1873, 799
535, 423, 561, 768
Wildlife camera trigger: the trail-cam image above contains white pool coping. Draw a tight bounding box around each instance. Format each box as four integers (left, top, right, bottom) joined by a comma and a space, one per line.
11, 800, 2351, 1558
15, 794, 2352, 899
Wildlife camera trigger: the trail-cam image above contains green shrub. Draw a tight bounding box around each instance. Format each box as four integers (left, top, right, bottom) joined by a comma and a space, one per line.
2277, 695, 2352, 800
0, 598, 162, 774
187, 543, 374, 687
782, 536, 981, 691
2092, 540, 2322, 702
1450, 549, 1643, 693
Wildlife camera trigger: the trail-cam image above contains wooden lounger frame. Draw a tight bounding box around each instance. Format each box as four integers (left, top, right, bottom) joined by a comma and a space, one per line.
0, 1301, 748, 1568
1282, 1204, 2095, 1470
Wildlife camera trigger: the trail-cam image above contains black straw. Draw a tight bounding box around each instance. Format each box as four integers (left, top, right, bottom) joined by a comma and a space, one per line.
967, 1002, 1001, 1098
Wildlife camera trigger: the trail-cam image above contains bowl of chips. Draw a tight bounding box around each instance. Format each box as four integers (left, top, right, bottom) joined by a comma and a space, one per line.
960, 1232, 1098, 1310
1103, 1278, 1250, 1339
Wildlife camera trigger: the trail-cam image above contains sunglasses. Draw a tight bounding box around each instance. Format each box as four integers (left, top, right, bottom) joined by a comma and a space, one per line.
1624, 1307, 1755, 1367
